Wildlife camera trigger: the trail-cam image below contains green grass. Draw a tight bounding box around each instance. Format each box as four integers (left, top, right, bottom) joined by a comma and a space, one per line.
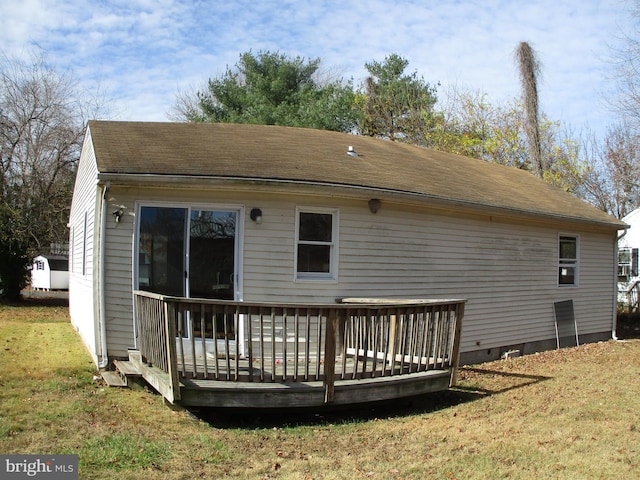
77, 434, 169, 471
1, 300, 640, 479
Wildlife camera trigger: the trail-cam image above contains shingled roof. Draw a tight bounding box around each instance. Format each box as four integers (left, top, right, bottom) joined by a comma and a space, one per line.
87, 120, 625, 228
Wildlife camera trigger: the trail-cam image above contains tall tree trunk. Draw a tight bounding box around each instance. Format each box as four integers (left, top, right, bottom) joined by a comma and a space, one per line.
515, 42, 544, 178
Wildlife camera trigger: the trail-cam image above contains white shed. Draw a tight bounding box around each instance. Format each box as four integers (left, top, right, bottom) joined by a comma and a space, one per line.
31, 255, 69, 291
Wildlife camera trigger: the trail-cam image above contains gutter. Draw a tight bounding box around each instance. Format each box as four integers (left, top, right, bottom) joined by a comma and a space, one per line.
97, 180, 110, 368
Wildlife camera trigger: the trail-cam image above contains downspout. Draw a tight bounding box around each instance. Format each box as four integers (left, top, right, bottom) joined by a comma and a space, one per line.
612, 229, 628, 341
98, 180, 110, 368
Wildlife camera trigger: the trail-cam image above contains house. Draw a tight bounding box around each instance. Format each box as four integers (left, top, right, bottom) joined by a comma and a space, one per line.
618, 207, 640, 311
31, 255, 69, 291
68, 121, 626, 407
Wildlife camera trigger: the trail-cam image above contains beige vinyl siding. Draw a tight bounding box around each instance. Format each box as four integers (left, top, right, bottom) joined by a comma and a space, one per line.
98, 185, 616, 358
68, 129, 100, 361
341, 209, 549, 352
102, 194, 136, 355
574, 232, 617, 334
244, 200, 298, 297
244, 197, 616, 354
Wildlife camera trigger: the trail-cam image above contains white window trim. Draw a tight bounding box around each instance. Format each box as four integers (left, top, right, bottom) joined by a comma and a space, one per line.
294, 206, 339, 283
558, 234, 579, 288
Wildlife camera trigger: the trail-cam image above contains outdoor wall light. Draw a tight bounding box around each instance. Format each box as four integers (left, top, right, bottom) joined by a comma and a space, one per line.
368, 198, 381, 214
112, 208, 124, 223
250, 208, 263, 224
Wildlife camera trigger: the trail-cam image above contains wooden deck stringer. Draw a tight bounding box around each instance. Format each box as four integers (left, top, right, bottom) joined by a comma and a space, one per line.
126, 350, 180, 403
101, 371, 128, 387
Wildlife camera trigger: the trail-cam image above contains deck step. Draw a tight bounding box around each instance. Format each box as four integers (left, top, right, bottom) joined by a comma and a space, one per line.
114, 360, 142, 377
128, 350, 142, 363
101, 371, 128, 387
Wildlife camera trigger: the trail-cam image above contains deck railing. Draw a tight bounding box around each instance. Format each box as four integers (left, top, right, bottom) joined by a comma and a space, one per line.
133, 291, 465, 403
626, 281, 640, 313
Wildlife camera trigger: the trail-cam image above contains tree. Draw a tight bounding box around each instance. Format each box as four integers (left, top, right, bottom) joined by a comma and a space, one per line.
0, 204, 30, 300
515, 42, 544, 178
590, 0, 640, 217
359, 54, 437, 143
429, 86, 586, 193
608, 1, 640, 128
581, 122, 640, 218
173, 50, 359, 132
427, 87, 525, 164
0, 52, 90, 300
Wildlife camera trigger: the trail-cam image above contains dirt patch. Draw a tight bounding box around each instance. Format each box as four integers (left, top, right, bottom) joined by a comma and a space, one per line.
0, 290, 69, 308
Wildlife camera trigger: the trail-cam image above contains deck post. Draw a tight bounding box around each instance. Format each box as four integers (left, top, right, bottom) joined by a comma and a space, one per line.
323, 308, 338, 403
164, 300, 181, 402
448, 302, 465, 387
388, 313, 397, 371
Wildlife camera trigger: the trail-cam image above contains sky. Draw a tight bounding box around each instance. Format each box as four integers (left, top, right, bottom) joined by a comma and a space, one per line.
1, 0, 637, 138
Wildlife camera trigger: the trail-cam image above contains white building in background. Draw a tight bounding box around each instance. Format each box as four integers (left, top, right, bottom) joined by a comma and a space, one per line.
31, 255, 69, 291
618, 208, 640, 308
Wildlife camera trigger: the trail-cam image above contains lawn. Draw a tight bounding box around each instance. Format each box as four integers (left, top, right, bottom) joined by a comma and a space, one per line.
1, 299, 639, 479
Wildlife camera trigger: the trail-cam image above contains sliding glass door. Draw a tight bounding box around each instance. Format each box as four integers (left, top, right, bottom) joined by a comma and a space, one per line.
137, 206, 238, 300
137, 205, 243, 356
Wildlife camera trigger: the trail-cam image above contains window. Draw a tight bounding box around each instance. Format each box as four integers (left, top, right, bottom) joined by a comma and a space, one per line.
295, 208, 338, 280
558, 235, 578, 286
618, 247, 639, 282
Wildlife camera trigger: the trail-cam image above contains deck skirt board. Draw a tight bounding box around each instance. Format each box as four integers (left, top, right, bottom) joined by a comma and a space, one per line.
178, 370, 451, 408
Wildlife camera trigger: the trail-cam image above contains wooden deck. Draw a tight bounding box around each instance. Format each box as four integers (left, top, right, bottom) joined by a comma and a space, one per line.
129, 291, 465, 408
623, 281, 640, 312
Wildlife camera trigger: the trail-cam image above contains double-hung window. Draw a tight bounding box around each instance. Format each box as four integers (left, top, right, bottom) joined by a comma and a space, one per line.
295, 208, 338, 281
558, 235, 579, 286
618, 247, 639, 282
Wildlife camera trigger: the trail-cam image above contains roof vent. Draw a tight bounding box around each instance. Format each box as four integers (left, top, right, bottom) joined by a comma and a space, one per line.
347, 146, 358, 157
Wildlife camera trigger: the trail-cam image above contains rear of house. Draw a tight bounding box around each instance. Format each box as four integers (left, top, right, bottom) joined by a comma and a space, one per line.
68, 121, 626, 369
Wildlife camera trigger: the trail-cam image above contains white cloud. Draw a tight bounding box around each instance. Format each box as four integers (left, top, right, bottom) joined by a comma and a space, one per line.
0, 0, 634, 134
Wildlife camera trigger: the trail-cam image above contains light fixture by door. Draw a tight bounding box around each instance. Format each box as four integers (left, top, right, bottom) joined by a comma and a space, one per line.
250, 208, 263, 224
113, 208, 124, 223
368, 198, 381, 214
